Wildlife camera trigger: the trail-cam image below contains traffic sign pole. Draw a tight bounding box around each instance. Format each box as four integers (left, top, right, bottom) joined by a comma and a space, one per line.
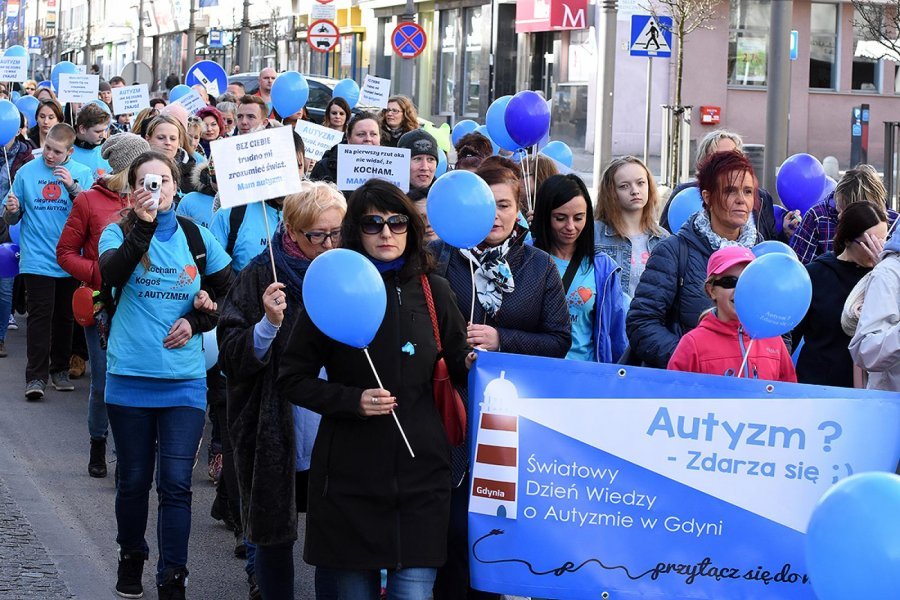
644, 57, 652, 165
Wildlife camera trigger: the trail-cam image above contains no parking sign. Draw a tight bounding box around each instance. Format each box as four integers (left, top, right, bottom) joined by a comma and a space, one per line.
391, 22, 427, 59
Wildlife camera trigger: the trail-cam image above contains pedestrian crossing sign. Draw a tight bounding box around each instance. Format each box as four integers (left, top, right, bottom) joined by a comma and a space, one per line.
630, 14, 673, 58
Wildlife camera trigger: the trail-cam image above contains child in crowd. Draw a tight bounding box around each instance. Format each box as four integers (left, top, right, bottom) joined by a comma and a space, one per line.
667, 246, 797, 382
3, 123, 94, 399
72, 103, 112, 181
186, 116, 206, 163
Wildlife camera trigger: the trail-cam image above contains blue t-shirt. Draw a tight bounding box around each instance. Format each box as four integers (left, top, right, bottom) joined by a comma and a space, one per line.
552, 256, 596, 362
71, 144, 112, 181
210, 202, 281, 272
12, 157, 94, 277
176, 192, 215, 229
98, 218, 231, 381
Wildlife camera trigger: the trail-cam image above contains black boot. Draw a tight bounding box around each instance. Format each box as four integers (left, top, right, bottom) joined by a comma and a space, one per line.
157, 567, 188, 600
89, 437, 107, 478
210, 492, 237, 531
115, 550, 146, 599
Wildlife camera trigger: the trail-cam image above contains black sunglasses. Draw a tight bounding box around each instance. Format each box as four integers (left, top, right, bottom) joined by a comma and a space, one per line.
360, 215, 409, 235
302, 229, 341, 245
711, 275, 739, 289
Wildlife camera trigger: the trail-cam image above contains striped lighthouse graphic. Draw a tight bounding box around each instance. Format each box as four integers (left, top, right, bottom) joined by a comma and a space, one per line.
470, 371, 519, 520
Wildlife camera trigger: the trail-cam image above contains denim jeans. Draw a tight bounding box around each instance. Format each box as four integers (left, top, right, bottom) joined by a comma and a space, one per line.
334, 567, 437, 600
83, 325, 108, 439
0, 276, 12, 343
107, 403, 205, 584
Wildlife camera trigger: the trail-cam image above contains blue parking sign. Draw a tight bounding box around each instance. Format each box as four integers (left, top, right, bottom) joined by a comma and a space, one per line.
27, 36, 41, 51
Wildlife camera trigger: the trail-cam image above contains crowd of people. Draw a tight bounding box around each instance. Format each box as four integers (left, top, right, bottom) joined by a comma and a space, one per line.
0, 67, 899, 600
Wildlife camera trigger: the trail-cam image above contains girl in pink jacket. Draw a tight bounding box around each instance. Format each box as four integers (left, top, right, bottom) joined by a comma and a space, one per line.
668, 246, 797, 382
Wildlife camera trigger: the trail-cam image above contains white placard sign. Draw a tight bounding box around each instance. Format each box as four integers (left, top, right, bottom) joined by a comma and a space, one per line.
76, 65, 88, 74
0, 56, 27, 82
294, 121, 344, 161
58, 74, 100, 103
211, 126, 303, 209
310, 3, 336, 20
359, 75, 391, 109
336, 145, 410, 192
111, 84, 150, 115
172, 89, 208, 115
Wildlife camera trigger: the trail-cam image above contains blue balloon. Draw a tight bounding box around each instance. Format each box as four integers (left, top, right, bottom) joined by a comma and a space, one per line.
668, 187, 703, 233
51, 61, 79, 92
537, 131, 550, 150
485, 96, 519, 152
202, 328, 218, 371
0, 100, 20, 146
434, 149, 448, 178
168, 84, 191, 102
4, 45, 27, 57
776, 153, 826, 215
0, 242, 19, 277
773, 204, 787, 234
10, 90, 18, 102
818, 175, 837, 204
540, 140, 573, 168
8, 223, 19, 245
15, 94, 38, 128
451, 119, 478, 146
427, 170, 496, 248
734, 252, 811, 339
504, 90, 551, 148
332, 79, 360, 110
271, 71, 310, 118
37, 81, 51, 90
806, 473, 900, 600
473, 125, 500, 155
302, 249, 386, 348
752, 240, 796, 259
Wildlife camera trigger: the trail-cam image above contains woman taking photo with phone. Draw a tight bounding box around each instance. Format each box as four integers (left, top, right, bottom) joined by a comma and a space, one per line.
98, 151, 233, 600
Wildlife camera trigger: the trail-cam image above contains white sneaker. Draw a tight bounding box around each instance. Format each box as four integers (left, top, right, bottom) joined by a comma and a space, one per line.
7, 314, 17, 330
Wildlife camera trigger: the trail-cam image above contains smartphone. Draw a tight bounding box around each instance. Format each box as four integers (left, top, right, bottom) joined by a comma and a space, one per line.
143, 173, 162, 210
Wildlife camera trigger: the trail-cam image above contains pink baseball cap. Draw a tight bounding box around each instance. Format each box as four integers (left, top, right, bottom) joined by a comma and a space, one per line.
707, 246, 755, 278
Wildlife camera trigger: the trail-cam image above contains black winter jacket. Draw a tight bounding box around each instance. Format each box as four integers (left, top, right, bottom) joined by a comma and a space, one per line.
309, 143, 338, 184
277, 266, 470, 569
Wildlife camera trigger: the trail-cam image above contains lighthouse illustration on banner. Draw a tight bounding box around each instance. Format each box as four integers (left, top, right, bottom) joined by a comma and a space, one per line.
469, 371, 520, 519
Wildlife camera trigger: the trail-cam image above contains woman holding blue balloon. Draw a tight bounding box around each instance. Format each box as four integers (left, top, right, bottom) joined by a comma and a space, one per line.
277, 179, 471, 600
595, 156, 668, 301
532, 173, 627, 363
627, 150, 762, 368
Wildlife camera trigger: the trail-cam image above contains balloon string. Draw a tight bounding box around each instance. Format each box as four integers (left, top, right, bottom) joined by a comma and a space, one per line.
737, 338, 754, 378
3, 146, 11, 191
531, 144, 538, 210
261, 201, 278, 284
520, 151, 532, 215
363, 347, 415, 459
469, 258, 476, 324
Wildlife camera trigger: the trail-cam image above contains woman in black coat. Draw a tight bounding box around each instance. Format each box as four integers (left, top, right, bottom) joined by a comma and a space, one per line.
277, 179, 471, 599
430, 156, 571, 600
217, 182, 347, 598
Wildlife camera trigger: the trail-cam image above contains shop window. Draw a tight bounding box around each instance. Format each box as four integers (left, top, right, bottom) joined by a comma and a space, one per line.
568, 29, 593, 82
809, 3, 838, 89
727, 0, 771, 86
852, 7, 881, 92
438, 9, 460, 114
463, 5, 483, 116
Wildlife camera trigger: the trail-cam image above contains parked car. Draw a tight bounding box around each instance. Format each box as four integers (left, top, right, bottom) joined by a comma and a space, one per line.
228, 72, 339, 122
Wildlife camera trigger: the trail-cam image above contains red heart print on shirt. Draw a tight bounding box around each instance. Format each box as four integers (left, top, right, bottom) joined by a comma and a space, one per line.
184, 265, 198, 281
577, 286, 593, 304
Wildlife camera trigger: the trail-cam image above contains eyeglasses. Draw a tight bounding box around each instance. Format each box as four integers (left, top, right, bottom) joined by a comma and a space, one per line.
24, 87, 35, 92
360, 215, 409, 235
302, 229, 341, 245
383, 108, 403, 115
711, 275, 739, 289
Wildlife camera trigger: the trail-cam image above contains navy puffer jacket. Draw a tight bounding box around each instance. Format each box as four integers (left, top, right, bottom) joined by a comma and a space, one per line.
626, 212, 719, 368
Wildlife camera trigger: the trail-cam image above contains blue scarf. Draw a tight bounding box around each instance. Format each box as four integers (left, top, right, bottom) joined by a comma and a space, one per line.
368, 256, 406, 274
271, 225, 311, 304
155, 208, 177, 241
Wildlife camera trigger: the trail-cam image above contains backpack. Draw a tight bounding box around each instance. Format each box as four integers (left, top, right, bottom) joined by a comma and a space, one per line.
226, 204, 248, 256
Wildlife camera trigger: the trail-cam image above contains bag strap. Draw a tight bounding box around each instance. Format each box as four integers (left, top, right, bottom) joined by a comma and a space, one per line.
226, 204, 247, 256
561, 256, 581, 294
177, 215, 207, 275
421, 274, 442, 353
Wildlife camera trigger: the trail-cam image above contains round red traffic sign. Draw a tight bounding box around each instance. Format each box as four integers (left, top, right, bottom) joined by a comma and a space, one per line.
315, 0, 333, 3
308, 19, 339, 53
391, 22, 427, 59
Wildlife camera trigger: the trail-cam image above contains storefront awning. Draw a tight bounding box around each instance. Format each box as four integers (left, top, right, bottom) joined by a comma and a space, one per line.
515, 0, 588, 33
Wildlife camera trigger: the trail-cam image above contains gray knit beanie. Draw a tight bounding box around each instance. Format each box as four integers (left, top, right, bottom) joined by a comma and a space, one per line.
101, 133, 151, 175
397, 129, 439, 161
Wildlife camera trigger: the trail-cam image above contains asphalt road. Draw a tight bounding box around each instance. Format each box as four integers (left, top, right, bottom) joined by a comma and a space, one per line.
0, 317, 316, 599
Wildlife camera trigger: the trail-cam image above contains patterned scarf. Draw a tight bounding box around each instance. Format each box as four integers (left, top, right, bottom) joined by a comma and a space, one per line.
460, 236, 516, 318
694, 211, 757, 250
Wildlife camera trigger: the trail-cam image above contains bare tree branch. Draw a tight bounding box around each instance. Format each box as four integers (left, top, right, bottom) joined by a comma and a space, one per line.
851, 1, 900, 59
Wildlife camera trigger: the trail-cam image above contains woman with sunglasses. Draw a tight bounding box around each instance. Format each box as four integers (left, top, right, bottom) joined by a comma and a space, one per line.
794, 202, 887, 388
668, 247, 796, 381
216, 101, 237, 137
278, 178, 472, 600
627, 151, 762, 368
23, 80, 37, 95
218, 182, 346, 598
380, 95, 418, 148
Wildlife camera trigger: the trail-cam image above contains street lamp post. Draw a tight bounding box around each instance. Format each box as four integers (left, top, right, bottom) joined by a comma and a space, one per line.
83, 0, 91, 66
763, 0, 793, 195
134, 0, 144, 83
591, 0, 617, 194
395, 0, 415, 97
186, 0, 196, 68
238, 0, 250, 72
